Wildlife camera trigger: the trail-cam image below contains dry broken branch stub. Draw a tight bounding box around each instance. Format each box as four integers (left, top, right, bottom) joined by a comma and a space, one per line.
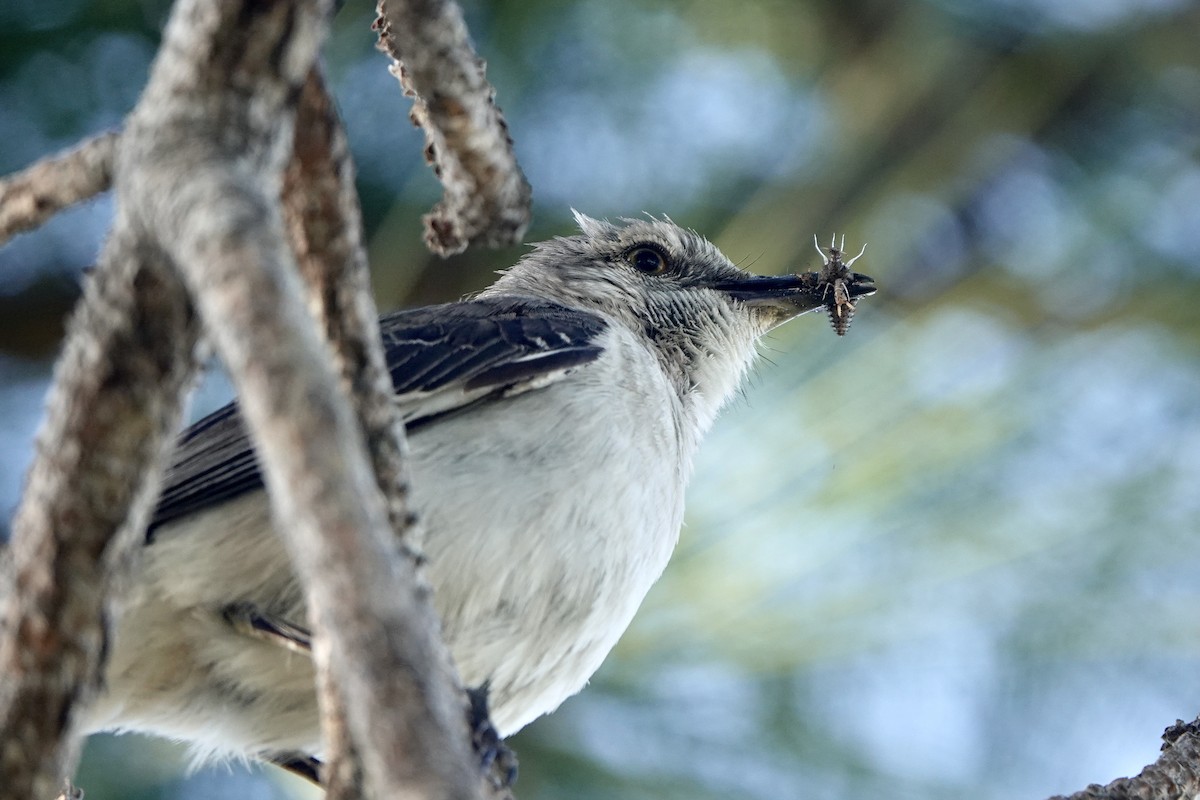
374, 0, 532, 255
0, 130, 118, 247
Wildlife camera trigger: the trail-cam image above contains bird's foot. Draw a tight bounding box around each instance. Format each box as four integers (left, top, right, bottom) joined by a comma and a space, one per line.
224, 602, 313, 653
467, 683, 518, 788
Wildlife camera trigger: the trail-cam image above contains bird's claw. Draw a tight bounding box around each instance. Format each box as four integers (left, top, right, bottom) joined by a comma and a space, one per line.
467, 684, 519, 788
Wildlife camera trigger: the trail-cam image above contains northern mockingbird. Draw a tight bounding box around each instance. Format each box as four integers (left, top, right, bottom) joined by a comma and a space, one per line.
80, 213, 875, 771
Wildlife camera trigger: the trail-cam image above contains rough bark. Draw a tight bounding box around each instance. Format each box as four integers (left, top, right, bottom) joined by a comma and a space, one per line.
281, 66, 484, 799
121, 0, 481, 796
374, 0, 532, 255
0, 131, 119, 247
1, 0, 1198, 798
0, 219, 199, 800
1, 0, 490, 798
282, 68, 424, 560
1046, 718, 1200, 800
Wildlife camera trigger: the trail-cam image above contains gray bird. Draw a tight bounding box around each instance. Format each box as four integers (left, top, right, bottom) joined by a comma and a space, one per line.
81, 213, 875, 771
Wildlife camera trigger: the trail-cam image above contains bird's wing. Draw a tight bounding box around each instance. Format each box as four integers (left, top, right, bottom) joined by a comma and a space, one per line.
149, 297, 608, 535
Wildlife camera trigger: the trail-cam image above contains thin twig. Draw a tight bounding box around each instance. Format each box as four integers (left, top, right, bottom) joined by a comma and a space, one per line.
0, 130, 118, 247
374, 0, 532, 255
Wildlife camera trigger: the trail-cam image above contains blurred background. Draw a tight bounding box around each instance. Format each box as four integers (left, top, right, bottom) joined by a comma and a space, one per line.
3, 0, 1200, 797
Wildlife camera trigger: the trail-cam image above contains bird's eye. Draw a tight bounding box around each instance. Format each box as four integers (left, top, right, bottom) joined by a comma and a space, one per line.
626, 245, 669, 275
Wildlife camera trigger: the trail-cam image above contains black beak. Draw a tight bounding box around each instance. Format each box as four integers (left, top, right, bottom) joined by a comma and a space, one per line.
713, 271, 877, 315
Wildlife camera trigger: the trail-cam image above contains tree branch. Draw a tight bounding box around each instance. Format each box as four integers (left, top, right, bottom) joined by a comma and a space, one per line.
118, 1, 481, 797
281, 66, 486, 798
1048, 718, 1200, 800
374, 0, 532, 255
0, 130, 118, 247
0, 220, 199, 800
283, 67, 422, 551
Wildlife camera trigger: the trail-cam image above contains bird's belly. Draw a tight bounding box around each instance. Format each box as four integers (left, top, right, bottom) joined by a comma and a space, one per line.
409, 380, 684, 734
88, 337, 687, 755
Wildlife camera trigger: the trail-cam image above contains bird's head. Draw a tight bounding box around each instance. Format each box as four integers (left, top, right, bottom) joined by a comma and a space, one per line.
486, 212, 873, 429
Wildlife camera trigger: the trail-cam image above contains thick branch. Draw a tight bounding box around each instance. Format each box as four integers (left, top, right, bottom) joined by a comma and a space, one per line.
282, 67, 482, 798
0, 130, 118, 247
1048, 719, 1200, 800
374, 0, 532, 255
122, 1, 481, 797
283, 68, 422, 548
171, 144, 480, 800
0, 220, 198, 800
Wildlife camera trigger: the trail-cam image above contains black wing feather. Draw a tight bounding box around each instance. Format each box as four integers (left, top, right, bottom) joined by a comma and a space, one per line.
148, 297, 607, 536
